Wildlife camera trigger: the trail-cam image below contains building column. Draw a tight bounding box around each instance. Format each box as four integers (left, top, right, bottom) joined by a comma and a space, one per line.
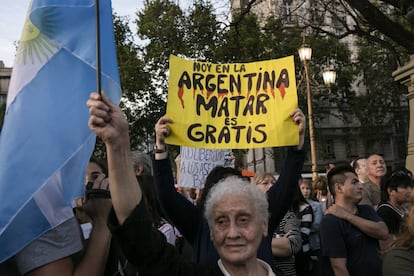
393, 55, 414, 172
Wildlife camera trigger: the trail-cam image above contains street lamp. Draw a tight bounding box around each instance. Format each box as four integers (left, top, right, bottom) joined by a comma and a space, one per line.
298, 43, 318, 182
322, 60, 337, 93
298, 44, 312, 62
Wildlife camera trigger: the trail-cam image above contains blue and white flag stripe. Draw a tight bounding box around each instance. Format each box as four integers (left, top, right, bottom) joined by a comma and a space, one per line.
0, 0, 121, 262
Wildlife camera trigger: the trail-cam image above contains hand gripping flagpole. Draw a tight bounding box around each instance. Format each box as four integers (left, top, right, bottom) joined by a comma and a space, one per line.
95, 0, 102, 95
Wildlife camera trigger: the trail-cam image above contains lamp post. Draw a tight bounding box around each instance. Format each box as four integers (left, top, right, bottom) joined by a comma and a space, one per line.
298, 44, 318, 181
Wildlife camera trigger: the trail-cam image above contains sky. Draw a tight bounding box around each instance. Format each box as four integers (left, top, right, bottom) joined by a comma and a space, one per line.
0, 0, 182, 67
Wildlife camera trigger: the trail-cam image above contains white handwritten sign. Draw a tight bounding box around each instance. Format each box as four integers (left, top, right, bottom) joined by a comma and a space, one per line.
179, 146, 226, 188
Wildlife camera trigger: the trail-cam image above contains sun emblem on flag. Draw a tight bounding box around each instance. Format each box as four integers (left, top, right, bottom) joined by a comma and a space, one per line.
15, 12, 59, 65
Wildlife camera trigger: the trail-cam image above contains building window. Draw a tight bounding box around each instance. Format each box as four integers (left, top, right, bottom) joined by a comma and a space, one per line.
346, 139, 357, 159
283, 1, 292, 22
324, 139, 335, 159
396, 137, 407, 161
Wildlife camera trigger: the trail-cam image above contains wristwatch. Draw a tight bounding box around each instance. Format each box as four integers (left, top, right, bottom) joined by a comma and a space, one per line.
154, 144, 167, 154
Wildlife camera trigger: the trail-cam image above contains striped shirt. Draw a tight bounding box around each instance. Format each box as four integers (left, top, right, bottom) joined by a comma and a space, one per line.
273, 211, 302, 276
298, 202, 313, 253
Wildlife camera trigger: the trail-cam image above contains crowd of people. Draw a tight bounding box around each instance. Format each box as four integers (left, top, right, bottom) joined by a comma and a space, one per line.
1, 91, 414, 275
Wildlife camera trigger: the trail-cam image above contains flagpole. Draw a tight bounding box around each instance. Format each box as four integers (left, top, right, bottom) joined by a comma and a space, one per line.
95, 0, 102, 95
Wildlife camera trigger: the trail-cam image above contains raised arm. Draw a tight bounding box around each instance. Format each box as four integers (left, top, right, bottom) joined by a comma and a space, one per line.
87, 93, 210, 276
267, 108, 306, 233
153, 116, 202, 243
87, 92, 142, 224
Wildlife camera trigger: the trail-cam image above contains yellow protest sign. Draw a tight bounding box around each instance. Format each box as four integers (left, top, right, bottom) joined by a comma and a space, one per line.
165, 55, 299, 149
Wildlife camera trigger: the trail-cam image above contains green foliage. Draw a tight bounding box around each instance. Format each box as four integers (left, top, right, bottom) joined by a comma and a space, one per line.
309, 37, 354, 117
114, 14, 151, 102
261, 17, 303, 60
131, 0, 226, 150
114, 13, 161, 152
349, 38, 409, 138
184, 0, 222, 61
110, 1, 226, 153
137, 0, 186, 81
216, 13, 265, 62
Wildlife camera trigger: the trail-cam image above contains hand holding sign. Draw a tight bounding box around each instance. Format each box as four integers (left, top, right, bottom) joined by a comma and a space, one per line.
290, 108, 306, 150
155, 116, 173, 155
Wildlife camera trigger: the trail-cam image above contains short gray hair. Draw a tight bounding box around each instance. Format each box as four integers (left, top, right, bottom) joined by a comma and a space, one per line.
204, 176, 269, 227
131, 151, 153, 176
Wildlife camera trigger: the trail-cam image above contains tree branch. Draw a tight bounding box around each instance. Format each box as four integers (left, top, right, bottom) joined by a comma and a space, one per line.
344, 0, 414, 53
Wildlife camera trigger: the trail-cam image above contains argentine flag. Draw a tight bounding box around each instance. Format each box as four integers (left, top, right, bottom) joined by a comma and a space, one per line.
0, 0, 121, 262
